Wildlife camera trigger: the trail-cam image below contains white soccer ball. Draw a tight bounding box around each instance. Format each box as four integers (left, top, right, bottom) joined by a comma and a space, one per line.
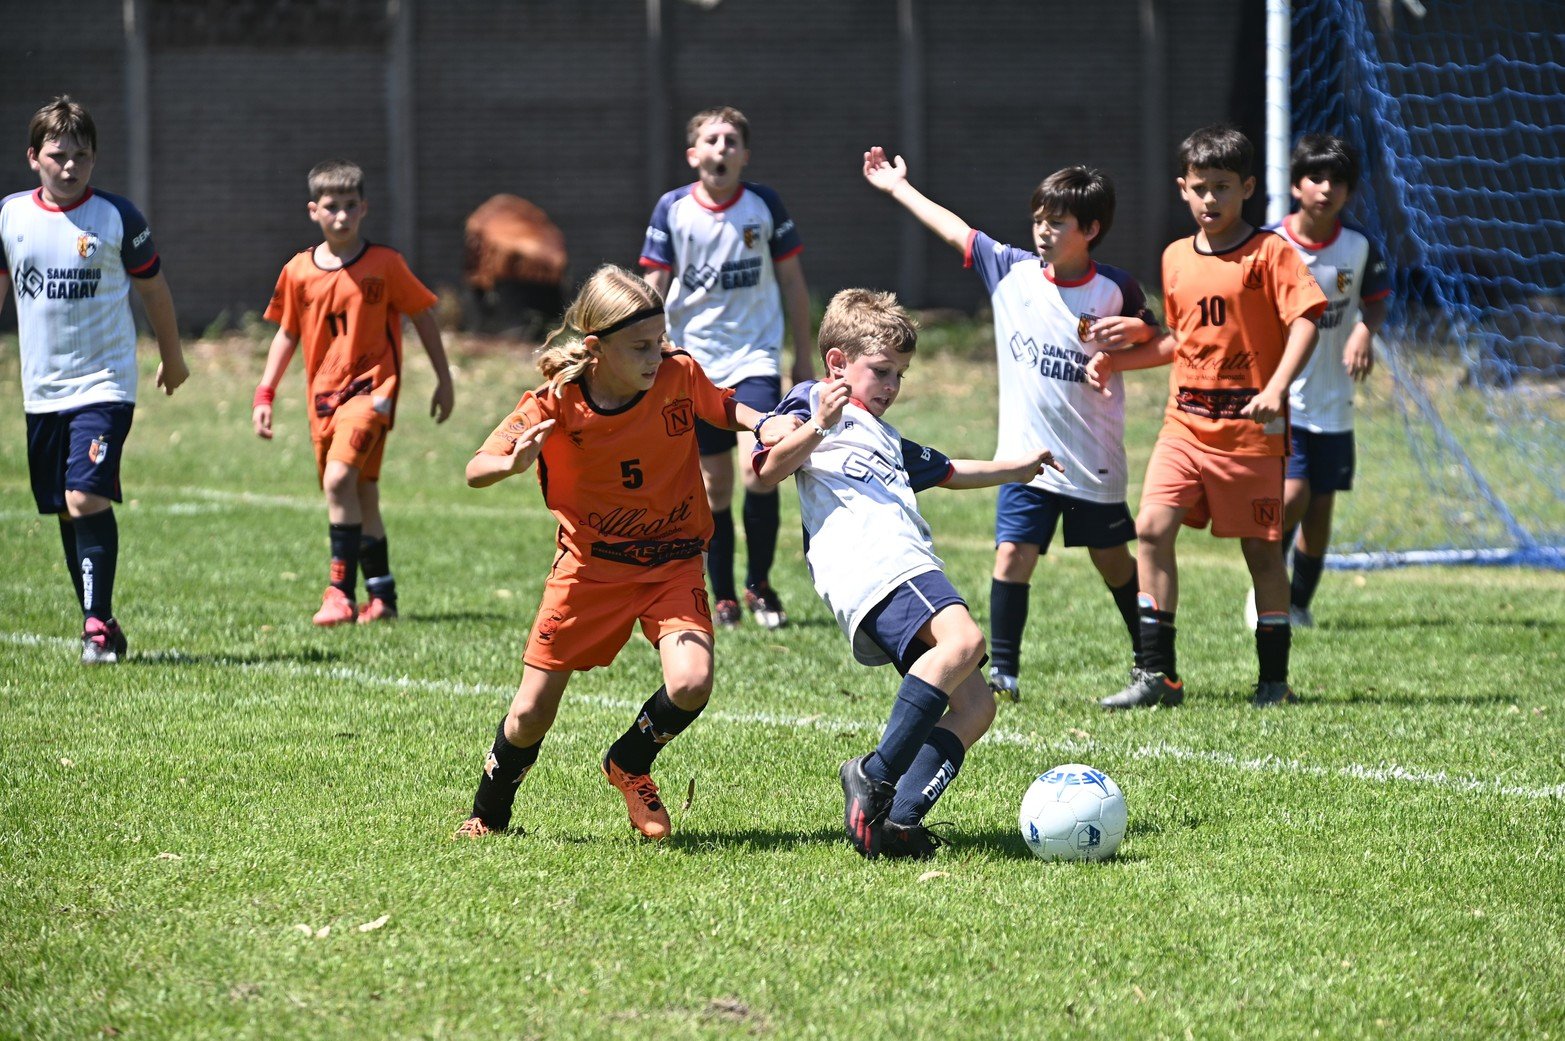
1019, 763, 1127, 862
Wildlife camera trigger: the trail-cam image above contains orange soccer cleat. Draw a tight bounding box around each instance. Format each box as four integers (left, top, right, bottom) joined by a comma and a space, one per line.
312, 586, 357, 627
452, 816, 495, 839
357, 596, 398, 624
600, 753, 671, 840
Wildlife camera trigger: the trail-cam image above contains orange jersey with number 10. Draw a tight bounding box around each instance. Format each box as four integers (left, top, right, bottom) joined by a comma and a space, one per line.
264, 243, 438, 441
1160, 230, 1327, 456
477, 349, 738, 584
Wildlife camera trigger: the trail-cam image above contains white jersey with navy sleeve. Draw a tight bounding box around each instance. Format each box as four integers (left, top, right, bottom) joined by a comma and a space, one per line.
1, 187, 161, 413
966, 230, 1153, 504
763, 380, 955, 666
1267, 217, 1391, 433
639, 181, 802, 387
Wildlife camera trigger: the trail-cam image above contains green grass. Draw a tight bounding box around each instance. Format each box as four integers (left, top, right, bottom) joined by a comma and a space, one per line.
1, 334, 1562, 1040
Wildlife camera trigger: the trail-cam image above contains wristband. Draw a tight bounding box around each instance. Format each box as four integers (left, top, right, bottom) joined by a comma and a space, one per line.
752, 412, 774, 439
253, 385, 276, 408
810, 421, 828, 437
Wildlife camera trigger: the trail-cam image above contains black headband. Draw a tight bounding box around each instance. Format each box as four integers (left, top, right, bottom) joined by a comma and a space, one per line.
587, 305, 665, 338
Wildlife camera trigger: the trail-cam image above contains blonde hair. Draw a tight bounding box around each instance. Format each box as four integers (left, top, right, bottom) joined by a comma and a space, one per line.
817, 288, 918, 364
536, 265, 664, 392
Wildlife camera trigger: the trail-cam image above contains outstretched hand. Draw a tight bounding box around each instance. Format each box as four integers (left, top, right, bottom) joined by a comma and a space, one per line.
1008, 447, 1066, 483
862, 146, 909, 193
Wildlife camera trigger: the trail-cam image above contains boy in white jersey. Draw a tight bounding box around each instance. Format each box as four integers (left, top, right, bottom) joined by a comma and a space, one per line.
863, 148, 1156, 702
1244, 134, 1390, 629
0, 96, 188, 663
753, 289, 1061, 860
640, 107, 814, 632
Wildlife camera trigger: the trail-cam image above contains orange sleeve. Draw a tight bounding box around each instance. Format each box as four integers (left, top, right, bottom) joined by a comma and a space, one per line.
682, 354, 739, 428
263, 263, 297, 333
386, 253, 439, 316
476, 389, 550, 456
1271, 237, 1328, 325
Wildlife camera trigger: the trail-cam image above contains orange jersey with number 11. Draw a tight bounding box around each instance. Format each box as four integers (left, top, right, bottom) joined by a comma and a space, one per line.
1160, 230, 1327, 456
265, 243, 438, 441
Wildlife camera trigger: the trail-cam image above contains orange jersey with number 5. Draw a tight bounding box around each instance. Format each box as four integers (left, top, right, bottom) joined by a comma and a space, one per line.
1160, 230, 1327, 456
477, 349, 738, 583
265, 243, 438, 440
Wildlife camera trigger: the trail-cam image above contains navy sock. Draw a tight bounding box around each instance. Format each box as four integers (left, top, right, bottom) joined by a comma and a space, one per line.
864, 674, 949, 785
608, 686, 705, 776
889, 726, 966, 825
1136, 594, 1178, 681
987, 578, 1029, 677
1108, 575, 1141, 659
360, 535, 396, 607
470, 719, 543, 830
58, 517, 84, 611
1256, 613, 1292, 684
742, 489, 780, 589
328, 522, 362, 598
74, 508, 119, 622
708, 509, 736, 602
1290, 550, 1325, 611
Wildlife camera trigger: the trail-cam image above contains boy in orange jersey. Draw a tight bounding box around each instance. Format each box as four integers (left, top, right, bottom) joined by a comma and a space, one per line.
1087, 125, 1327, 710
454, 265, 792, 841
252, 159, 454, 625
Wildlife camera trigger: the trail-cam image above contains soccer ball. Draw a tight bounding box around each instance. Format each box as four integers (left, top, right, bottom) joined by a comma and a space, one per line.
1018, 764, 1127, 862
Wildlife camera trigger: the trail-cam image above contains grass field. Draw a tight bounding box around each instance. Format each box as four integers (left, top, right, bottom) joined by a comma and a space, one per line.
2, 334, 1562, 1040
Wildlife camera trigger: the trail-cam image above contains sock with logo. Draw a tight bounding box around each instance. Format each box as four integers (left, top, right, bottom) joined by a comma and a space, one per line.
470, 719, 543, 830
888, 726, 967, 825
1256, 613, 1292, 683
988, 578, 1029, 678
1290, 550, 1325, 611
708, 509, 736, 603
73, 508, 119, 622
1107, 575, 1141, 658
328, 522, 362, 599
607, 685, 704, 775
863, 674, 950, 786
742, 489, 780, 589
58, 517, 84, 611
1135, 594, 1178, 682
360, 534, 397, 608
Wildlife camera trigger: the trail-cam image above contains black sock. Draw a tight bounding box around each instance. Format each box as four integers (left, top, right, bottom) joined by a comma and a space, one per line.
1290, 550, 1325, 611
1256, 613, 1292, 683
889, 727, 966, 825
360, 535, 396, 607
58, 517, 84, 611
742, 490, 780, 589
1136, 595, 1178, 681
988, 578, 1029, 677
470, 720, 543, 830
74, 508, 119, 622
328, 522, 362, 598
864, 674, 949, 785
708, 509, 736, 602
1108, 575, 1141, 659
607, 686, 705, 776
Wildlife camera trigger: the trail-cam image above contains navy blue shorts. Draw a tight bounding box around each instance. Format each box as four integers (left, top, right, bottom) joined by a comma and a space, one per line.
1287, 428, 1356, 493
25, 402, 136, 514
860, 570, 968, 675
994, 483, 1135, 552
696, 375, 782, 456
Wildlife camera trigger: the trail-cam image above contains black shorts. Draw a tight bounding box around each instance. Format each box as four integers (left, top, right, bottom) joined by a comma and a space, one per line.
1286, 428, 1355, 493
994, 483, 1135, 552
695, 375, 782, 456
25, 402, 136, 514
859, 570, 968, 675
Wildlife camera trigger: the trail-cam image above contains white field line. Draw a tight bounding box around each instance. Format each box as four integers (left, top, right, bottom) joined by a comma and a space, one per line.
0, 484, 551, 523
5, 630, 1563, 802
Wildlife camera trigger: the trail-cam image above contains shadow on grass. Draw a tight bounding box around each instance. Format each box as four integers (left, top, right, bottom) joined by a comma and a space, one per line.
396, 610, 511, 625
132, 646, 344, 667
1321, 616, 1561, 636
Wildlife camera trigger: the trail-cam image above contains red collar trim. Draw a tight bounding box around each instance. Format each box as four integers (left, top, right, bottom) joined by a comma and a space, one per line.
693, 183, 746, 212
1285, 213, 1342, 250
33, 186, 94, 213
1045, 260, 1097, 288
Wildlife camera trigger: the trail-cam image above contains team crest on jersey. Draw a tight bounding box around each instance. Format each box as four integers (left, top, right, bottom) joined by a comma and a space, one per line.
88, 436, 110, 465
361, 276, 385, 305
1077, 313, 1101, 342
663, 398, 694, 437
76, 232, 100, 259
1336, 270, 1351, 293
1242, 255, 1266, 290
742, 221, 761, 249
1253, 497, 1280, 526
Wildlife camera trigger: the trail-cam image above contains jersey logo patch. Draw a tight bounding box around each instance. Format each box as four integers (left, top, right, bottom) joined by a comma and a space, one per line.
76, 232, 100, 259
663, 398, 694, 437
536, 610, 564, 643
1253, 498, 1280, 526
14, 264, 44, 299
1242, 254, 1266, 290
361, 276, 385, 305
743, 221, 761, 249
1337, 270, 1351, 293
1077, 313, 1101, 342
88, 436, 110, 465
681, 263, 718, 292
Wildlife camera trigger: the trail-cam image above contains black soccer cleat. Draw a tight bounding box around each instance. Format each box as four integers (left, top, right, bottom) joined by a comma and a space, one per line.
1251, 681, 1297, 708
839, 755, 896, 859
879, 819, 948, 861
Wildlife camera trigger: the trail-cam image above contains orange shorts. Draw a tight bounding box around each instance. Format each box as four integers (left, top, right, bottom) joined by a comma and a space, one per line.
1140, 436, 1284, 539
523, 560, 713, 672
313, 395, 390, 482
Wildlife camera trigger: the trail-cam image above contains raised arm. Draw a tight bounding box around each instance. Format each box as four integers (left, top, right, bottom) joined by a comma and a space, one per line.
752, 379, 849, 489
862, 146, 972, 253
252, 325, 299, 439
942, 448, 1064, 490
466, 418, 555, 488
409, 308, 454, 422
775, 254, 815, 385
131, 271, 188, 395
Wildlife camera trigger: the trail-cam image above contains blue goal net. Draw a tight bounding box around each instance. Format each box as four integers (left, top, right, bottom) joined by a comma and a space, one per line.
1290, 0, 1564, 569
